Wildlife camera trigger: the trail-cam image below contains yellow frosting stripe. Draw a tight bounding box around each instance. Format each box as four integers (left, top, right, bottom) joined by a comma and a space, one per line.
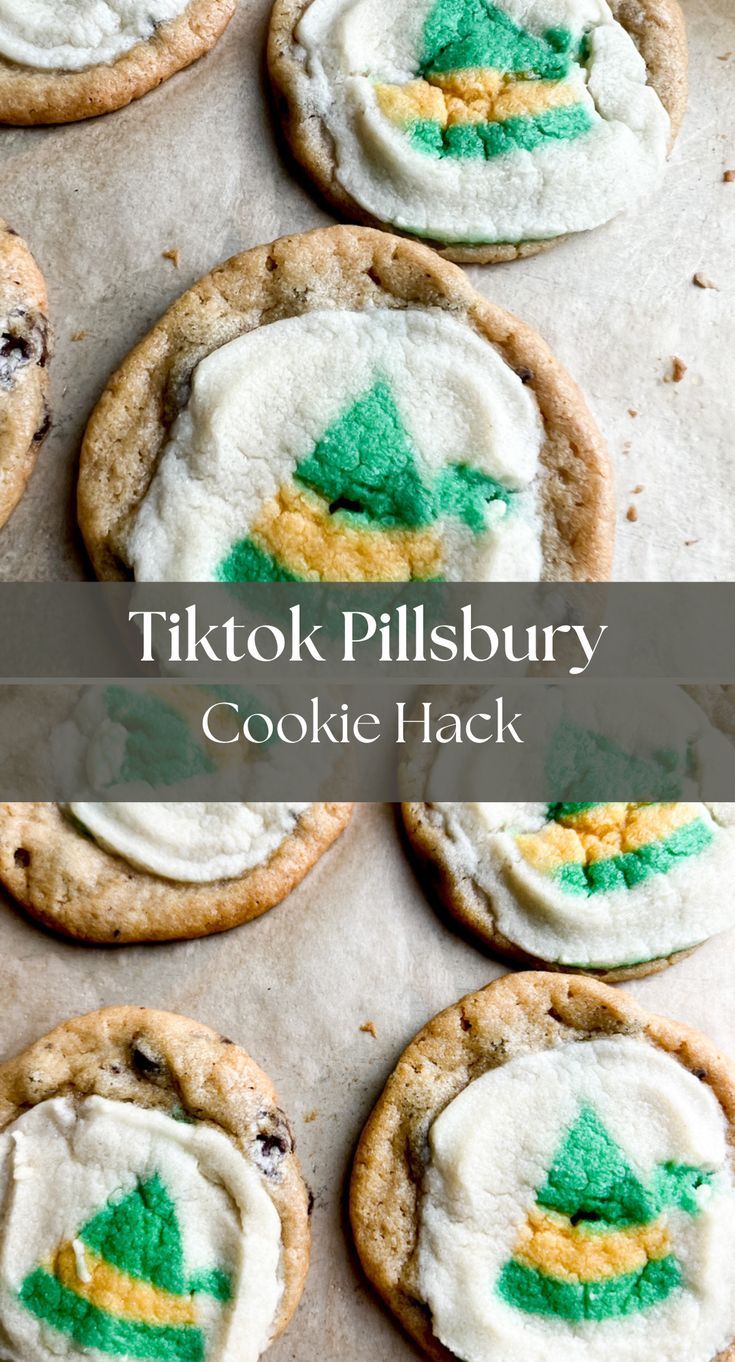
375, 79, 448, 128
51, 1242, 198, 1327
252, 483, 444, 582
516, 803, 701, 875
513, 1209, 671, 1284
375, 70, 579, 131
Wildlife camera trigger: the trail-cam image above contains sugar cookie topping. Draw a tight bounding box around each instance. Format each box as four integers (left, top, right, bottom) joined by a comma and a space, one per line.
0, 0, 190, 72
418, 1036, 735, 1362
292, 0, 670, 244
0, 1096, 282, 1362
514, 802, 713, 895
436, 802, 735, 967
128, 309, 543, 582
498, 1105, 712, 1320
67, 803, 309, 881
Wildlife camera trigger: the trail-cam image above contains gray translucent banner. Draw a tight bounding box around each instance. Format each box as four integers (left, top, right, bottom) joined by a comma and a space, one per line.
0, 680, 732, 801
0, 583, 732, 799
0, 583, 733, 681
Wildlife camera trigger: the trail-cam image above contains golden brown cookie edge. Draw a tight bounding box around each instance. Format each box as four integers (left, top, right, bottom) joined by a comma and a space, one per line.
0, 801, 353, 942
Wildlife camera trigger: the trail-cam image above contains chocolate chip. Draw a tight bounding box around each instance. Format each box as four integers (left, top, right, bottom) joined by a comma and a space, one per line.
13, 847, 30, 867
514, 366, 534, 385
131, 1034, 168, 1082
253, 1111, 294, 1178
0, 310, 48, 390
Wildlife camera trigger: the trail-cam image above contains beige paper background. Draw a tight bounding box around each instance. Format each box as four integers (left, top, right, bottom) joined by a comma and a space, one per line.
0, 0, 734, 1358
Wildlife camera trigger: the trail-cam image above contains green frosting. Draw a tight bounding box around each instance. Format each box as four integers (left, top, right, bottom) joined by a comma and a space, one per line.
216, 540, 302, 584
537, 1108, 713, 1227
409, 104, 593, 161
544, 719, 689, 805
217, 378, 513, 583
81, 1175, 194, 1295
104, 687, 215, 787
19, 1273, 204, 1362
295, 379, 510, 528
497, 1255, 682, 1322
420, 0, 577, 79
19, 1175, 232, 1362
546, 801, 600, 820
554, 819, 714, 896
497, 1106, 714, 1323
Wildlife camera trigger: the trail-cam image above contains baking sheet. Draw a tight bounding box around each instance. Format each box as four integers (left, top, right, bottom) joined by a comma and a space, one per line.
0, 0, 734, 1357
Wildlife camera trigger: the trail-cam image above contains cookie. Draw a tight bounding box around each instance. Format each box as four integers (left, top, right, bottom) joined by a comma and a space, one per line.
0, 219, 50, 529
0, 801, 352, 942
0, 1006, 310, 1362
350, 972, 735, 1362
78, 225, 613, 582
0, 0, 236, 125
268, 0, 687, 263
402, 802, 735, 980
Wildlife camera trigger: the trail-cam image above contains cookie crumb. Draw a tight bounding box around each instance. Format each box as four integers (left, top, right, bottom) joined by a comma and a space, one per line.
693, 272, 718, 290
70, 330, 88, 342
162, 248, 181, 269
626, 505, 638, 523
623, 440, 632, 453
685, 538, 700, 547
304, 1110, 318, 1124
632, 484, 645, 494
670, 356, 687, 383
717, 51, 733, 60
360, 1021, 378, 1038
724, 170, 735, 183
627, 408, 638, 418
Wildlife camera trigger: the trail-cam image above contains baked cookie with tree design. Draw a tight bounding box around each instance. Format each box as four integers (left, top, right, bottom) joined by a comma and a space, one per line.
268, 0, 687, 263
350, 971, 735, 1362
0, 1007, 310, 1362
0, 0, 236, 125
402, 801, 735, 980
0, 219, 50, 530
0, 798, 352, 941
78, 225, 613, 583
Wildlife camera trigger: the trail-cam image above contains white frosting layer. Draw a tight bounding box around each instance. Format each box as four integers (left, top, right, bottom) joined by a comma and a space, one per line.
418, 1036, 735, 1362
0, 1095, 282, 1362
67, 802, 309, 880
128, 308, 544, 582
0, 0, 189, 72
434, 802, 735, 966
295, 0, 670, 244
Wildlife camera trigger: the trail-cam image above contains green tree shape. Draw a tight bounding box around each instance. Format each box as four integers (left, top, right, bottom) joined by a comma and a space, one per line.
497, 1107, 714, 1322
420, 0, 576, 79
103, 687, 215, 788
19, 1175, 231, 1362
218, 377, 511, 582
401, 0, 593, 163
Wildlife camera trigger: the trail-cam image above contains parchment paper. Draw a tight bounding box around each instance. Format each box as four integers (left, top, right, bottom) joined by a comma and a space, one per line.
0, 2, 734, 1359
